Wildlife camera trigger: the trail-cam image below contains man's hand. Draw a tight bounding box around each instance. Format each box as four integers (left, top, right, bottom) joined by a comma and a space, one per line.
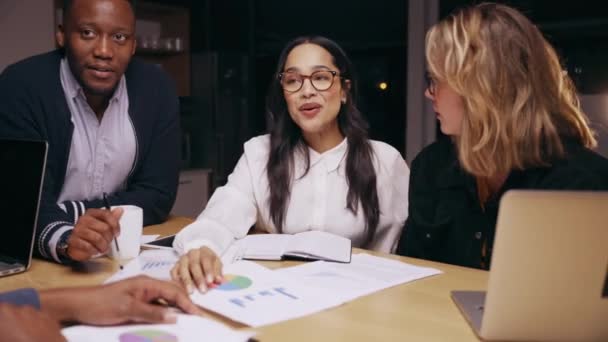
40, 276, 204, 325
0, 303, 66, 342
67, 208, 123, 261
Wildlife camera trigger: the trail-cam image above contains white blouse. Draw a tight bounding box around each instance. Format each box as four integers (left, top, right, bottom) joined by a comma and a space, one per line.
173, 134, 410, 256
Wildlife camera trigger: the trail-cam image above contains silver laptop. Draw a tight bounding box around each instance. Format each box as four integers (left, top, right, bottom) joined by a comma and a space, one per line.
452, 190, 608, 341
0, 139, 47, 276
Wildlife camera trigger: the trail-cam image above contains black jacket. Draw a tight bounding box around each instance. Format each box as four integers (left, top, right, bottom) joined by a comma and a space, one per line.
0, 50, 180, 263
397, 136, 608, 269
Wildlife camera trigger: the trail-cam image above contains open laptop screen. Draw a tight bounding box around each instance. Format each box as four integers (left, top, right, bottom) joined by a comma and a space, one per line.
0, 139, 47, 265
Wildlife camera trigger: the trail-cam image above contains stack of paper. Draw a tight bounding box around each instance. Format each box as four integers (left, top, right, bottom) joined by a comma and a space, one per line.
275, 253, 442, 302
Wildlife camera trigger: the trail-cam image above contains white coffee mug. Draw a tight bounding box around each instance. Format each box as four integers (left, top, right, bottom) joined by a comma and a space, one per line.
109, 205, 143, 260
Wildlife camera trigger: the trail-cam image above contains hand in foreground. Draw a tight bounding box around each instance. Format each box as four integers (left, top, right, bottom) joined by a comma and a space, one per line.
0, 303, 66, 342
40, 275, 203, 325
171, 247, 223, 294
67, 208, 123, 261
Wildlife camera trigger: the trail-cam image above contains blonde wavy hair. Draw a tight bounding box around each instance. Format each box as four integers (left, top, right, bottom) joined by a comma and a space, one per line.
426, 2, 596, 177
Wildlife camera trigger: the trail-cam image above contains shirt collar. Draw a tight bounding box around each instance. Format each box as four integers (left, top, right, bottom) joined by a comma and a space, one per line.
59, 58, 126, 103
294, 138, 348, 177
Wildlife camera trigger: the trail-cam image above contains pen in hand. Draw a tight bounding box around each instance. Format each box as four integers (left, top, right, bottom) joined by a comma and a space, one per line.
103, 192, 123, 270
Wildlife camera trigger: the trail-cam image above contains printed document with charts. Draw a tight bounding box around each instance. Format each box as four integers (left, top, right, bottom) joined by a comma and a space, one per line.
191, 260, 347, 327
104, 249, 239, 284
234, 230, 352, 263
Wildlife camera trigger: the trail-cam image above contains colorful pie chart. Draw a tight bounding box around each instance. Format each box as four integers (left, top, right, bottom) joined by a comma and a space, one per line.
214, 274, 253, 291
118, 329, 177, 342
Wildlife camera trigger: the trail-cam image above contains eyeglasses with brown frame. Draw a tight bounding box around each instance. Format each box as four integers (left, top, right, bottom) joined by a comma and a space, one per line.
278, 70, 341, 93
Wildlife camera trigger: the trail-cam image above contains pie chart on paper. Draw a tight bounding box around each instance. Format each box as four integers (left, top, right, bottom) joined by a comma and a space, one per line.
214, 274, 253, 291
118, 329, 178, 342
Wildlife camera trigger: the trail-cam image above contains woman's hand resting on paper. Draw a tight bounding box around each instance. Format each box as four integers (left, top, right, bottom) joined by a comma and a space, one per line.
171, 247, 224, 294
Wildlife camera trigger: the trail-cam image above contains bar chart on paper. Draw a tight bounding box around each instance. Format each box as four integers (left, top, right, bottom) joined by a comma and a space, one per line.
192, 261, 345, 326
209, 272, 301, 309
136, 250, 178, 280
228, 287, 299, 308
104, 250, 179, 284
141, 260, 174, 271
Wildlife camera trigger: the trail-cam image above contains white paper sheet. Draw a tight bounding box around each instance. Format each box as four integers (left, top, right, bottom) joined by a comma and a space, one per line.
104, 249, 179, 283
275, 253, 442, 301
141, 234, 160, 245
191, 261, 346, 327
104, 246, 264, 284
61, 314, 254, 342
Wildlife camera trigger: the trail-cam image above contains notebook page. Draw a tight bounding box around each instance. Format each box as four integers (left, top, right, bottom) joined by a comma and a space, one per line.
286, 231, 351, 262
236, 234, 291, 260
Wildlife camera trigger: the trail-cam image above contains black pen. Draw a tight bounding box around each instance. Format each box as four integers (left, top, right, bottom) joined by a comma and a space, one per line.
103, 192, 123, 270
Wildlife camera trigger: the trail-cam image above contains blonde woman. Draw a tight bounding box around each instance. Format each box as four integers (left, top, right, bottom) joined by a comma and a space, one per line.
398, 3, 608, 269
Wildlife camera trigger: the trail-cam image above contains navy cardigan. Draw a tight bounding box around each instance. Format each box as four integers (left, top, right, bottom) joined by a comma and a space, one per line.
0, 50, 180, 263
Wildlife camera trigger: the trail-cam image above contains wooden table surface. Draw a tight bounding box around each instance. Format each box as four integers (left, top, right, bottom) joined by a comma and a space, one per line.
0, 216, 488, 341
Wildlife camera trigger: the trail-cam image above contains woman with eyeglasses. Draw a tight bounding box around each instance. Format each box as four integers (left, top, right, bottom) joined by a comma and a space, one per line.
397, 3, 608, 269
171, 36, 409, 292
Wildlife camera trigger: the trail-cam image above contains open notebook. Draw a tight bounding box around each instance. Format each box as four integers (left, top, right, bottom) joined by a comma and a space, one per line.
234, 231, 352, 263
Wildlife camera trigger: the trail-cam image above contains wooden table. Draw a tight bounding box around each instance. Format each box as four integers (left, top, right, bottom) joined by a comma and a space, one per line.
0, 216, 488, 341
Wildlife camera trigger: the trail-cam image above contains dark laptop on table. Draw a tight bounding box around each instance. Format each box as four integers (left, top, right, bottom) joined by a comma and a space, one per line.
0, 139, 47, 276
452, 190, 608, 341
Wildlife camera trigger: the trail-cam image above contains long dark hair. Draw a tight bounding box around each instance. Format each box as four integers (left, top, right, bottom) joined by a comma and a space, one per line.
265, 36, 379, 245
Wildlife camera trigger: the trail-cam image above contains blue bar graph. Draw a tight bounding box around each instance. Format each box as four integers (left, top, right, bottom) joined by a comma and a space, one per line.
229, 298, 246, 308
142, 261, 174, 270
274, 287, 298, 300
228, 287, 300, 308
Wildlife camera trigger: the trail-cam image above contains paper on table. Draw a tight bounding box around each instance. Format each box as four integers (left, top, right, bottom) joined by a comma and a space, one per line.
104, 244, 253, 284
191, 260, 346, 327
141, 234, 160, 245
61, 314, 254, 342
275, 253, 442, 302
104, 249, 179, 283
